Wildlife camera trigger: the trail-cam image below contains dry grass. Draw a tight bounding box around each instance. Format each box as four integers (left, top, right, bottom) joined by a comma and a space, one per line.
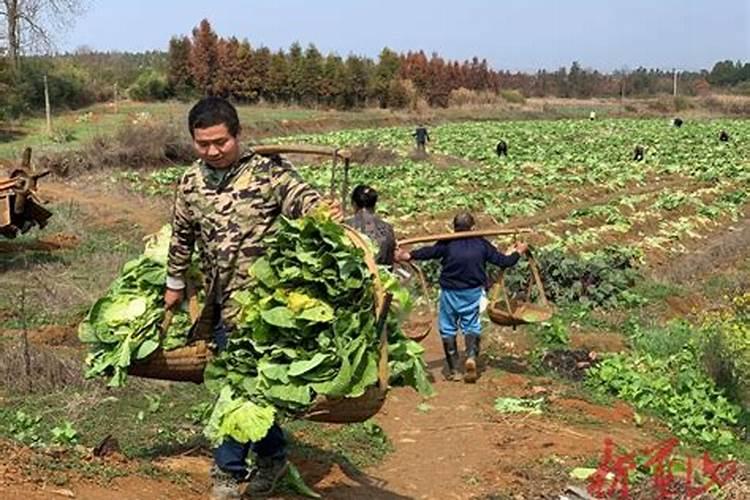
37, 118, 194, 176
0, 200, 143, 329
0, 339, 89, 394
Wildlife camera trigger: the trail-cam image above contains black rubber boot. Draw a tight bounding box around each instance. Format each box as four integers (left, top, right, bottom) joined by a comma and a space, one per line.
464, 335, 481, 383
244, 455, 289, 497
441, 336, 461, 382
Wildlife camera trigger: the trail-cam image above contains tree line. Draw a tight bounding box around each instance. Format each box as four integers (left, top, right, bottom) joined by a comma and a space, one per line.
2, 17, 749, 118
167, 20, 750, 108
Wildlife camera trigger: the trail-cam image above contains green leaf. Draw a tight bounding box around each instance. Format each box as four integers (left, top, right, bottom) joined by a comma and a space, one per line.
298, 305, 335, 323
261, 307, 296, 328
288, 353, 331, 377
284, 463, 321, 498
250, 258, 279, 288
100, 296, 148, 325
135, 339, 159, 360
569, 467, 598, 481
264, 384, 312, 407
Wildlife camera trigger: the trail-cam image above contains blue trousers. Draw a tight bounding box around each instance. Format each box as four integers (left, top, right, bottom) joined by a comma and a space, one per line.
212, 321, 287, 480
438, 287, 483, 338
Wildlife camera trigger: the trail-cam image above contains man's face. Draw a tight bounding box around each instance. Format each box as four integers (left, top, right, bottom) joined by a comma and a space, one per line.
192, 123, 240, 169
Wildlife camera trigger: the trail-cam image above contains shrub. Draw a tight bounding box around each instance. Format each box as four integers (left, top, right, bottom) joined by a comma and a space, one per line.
732, 81, 750, 96
646, 97, 672, 113
499, 89, 526, 105
128, 70, 171, 101
49, 127, 77, 144
8, 59, 95, 114
702, 293, 750, 410
448, 88, 503, 107
85, 119, 193, 169
673, 95, 692, 111
386, 79, 410, 109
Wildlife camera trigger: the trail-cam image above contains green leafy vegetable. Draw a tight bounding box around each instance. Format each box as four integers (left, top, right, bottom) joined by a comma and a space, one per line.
79, 225, 201, 386
204, 213, 432, 445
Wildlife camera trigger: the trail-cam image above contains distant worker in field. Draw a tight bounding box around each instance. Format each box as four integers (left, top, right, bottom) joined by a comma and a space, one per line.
633, 145, 645, 162
672, 117, 683, 128
394, 212, 527, 383
413, 124, 430, 154
720, 130, 730, 142
496, 140, 508, 157
589, 111, 597, 121
346, 184, 396, 267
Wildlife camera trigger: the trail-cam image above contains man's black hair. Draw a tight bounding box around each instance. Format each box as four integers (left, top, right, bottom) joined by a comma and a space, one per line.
188, 96, 241, 138
351, 184, 378, 209
453, 211, 475, 232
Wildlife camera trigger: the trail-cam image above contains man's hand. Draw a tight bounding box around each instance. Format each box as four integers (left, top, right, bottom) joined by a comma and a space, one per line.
513, 242, 529, 255
318, 198, 344, 222
328, 199, 343, 222
394, 248, 412, 262
164, 288, 185, 311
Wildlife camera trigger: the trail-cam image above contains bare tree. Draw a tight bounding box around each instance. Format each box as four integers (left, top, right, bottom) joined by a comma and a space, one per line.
1, 0, 86, 68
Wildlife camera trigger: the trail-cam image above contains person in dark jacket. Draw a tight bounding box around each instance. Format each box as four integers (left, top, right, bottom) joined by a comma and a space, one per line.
346, 184, 396, 266
413, 125, 430, 154
395, 212, 527, 383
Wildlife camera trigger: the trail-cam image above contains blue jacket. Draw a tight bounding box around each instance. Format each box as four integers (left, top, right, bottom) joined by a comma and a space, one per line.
411, 237, 520, 290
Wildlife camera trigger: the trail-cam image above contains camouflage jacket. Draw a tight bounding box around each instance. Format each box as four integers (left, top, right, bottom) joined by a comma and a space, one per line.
345, 209, 396, 266
167, 152, 322, 326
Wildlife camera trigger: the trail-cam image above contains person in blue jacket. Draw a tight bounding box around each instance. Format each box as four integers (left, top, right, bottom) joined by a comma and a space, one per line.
395, 212, 527, 383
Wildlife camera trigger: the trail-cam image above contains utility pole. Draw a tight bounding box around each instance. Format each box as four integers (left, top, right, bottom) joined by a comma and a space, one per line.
673, 68, 678, 97
113, 82, 119, 113
44, 74, 52, 135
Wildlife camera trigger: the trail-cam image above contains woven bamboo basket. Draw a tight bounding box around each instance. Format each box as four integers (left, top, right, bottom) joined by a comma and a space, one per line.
487, 250, 555, 327
395, 260, 432, 343
129, 225, 390, 423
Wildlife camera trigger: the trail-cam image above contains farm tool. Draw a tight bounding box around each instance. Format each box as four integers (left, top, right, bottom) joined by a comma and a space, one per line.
397, 229, 554, 327
0, 147, 52, 239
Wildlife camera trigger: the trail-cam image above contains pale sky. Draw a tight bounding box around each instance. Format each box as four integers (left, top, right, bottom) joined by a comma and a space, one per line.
63, 0, 749, 72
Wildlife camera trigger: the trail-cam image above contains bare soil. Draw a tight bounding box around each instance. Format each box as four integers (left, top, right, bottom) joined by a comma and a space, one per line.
40, 178, 170, 235
0, 233, 80, 254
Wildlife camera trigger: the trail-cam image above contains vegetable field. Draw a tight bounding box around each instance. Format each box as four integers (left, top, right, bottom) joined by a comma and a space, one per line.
1, 111, 749, 499
288, 118, 749, 262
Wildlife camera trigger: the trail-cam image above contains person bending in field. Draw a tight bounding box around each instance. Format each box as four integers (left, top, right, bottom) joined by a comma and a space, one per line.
394, 212, 527, 383
346, 184, 396, 267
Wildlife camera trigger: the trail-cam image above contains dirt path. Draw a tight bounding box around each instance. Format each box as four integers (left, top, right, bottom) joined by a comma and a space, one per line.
356, 331, 654, 499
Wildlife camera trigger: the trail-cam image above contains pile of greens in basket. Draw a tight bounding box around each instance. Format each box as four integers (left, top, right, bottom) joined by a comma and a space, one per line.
79, 225, 201, 387
204, 212, 432, 445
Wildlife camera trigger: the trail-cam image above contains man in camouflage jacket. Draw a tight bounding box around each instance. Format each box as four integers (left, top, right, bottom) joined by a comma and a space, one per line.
165, 97, 335, 499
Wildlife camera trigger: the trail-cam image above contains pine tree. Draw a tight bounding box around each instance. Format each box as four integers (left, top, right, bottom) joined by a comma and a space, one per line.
266, 49, 290, 103
190, 19, 219, 95
372, 47, 401, 108
167, 36, 193, 98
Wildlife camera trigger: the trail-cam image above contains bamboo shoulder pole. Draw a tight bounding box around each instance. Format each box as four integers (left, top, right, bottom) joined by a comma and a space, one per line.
251, 144, 352, 160
398, 228, 532, 247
